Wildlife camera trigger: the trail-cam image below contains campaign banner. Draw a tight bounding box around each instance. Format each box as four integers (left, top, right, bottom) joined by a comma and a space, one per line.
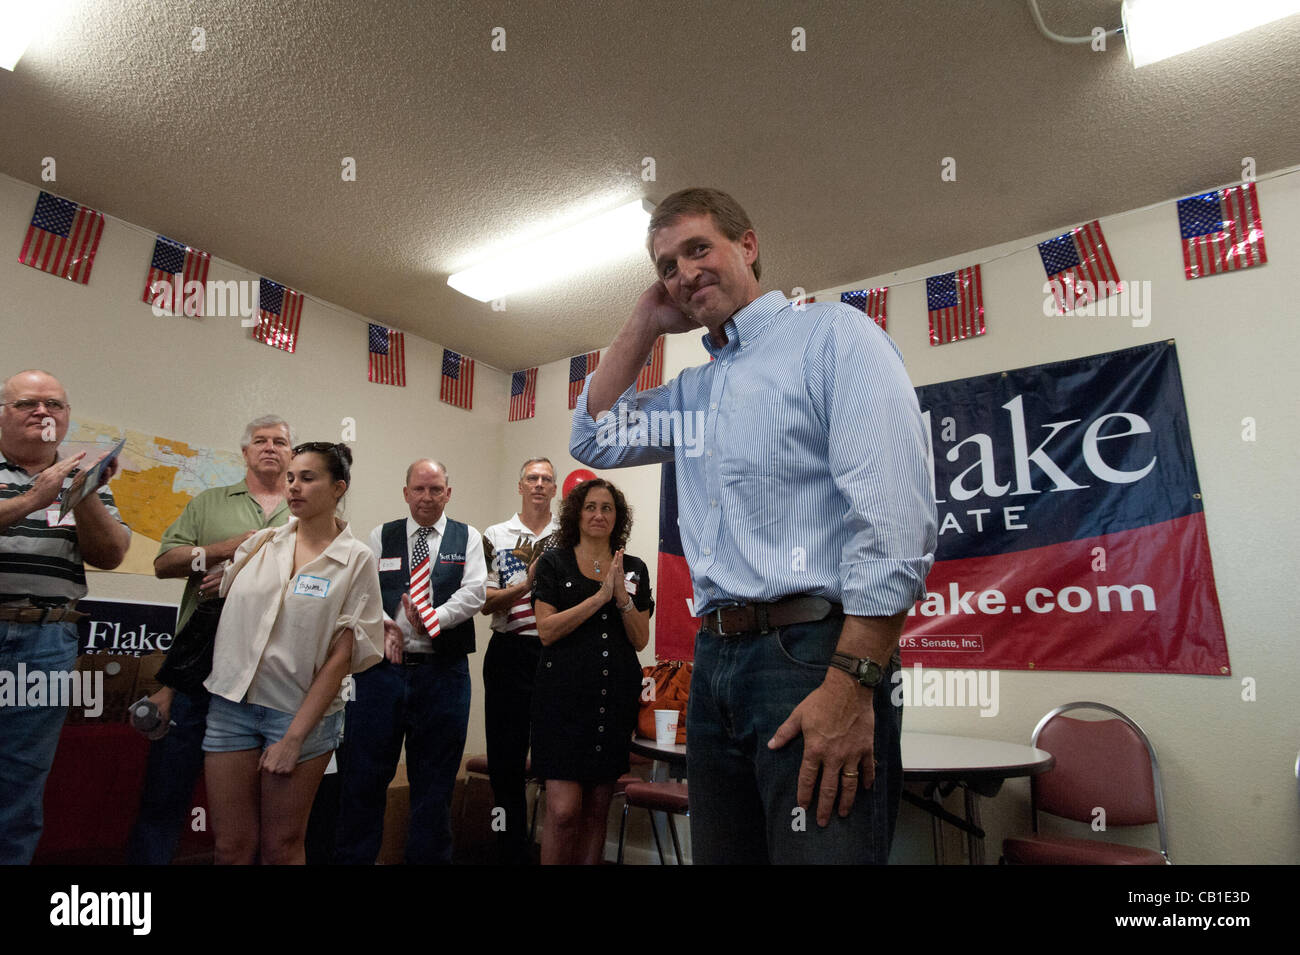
68, 598, 178, 725
655, 461, 698, 661
904, 341, 1228, 673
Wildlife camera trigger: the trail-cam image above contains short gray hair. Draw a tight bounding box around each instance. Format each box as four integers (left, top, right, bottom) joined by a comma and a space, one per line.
518, 457, 554, 480
406, 458, 449, 486
240, 415, 293, 449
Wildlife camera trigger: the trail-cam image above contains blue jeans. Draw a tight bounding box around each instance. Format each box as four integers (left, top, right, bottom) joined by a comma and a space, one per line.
125, 687, 210, 865
0, 621, 79, 864
686, 619, 902, 864
333, 657, 471, 865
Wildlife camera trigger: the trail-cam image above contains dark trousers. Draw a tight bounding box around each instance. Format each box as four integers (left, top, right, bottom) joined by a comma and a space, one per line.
687, 619, 903, 864
483, 629, 541, 864
334, 657, 470, 865
125, 687, 210, 865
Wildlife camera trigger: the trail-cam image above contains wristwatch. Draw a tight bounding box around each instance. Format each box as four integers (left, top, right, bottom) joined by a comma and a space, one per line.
828, 651, 887, 688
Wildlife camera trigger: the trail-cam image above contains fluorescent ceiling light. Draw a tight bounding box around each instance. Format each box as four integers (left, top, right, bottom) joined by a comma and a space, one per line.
448, 198, 654, 302
1122, 0, 1300, 67
0, 1, 44, 70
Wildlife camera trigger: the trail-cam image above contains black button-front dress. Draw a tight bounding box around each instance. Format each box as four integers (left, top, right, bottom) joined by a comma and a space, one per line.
529, 548, 654, 783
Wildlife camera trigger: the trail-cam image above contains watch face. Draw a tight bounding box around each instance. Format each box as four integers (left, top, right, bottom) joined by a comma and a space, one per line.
858, 659, 884, 686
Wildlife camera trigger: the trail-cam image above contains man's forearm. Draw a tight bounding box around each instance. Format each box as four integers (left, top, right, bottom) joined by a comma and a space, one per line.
833, 612, 908, 667
481, 581, 528, 615
0, 493, 38, 531
154, 534, 247, 580
74, 495, 130, 569
586, 315, 661, 420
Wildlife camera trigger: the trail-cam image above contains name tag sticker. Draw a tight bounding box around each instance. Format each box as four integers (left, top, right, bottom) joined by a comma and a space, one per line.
378, 557, 402, 572
294, 574, 331, 598
624, 571, 638, 595
46, 508, 75, 528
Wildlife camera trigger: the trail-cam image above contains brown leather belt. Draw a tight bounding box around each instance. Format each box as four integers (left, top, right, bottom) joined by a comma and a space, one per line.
702, 595, 841, 636
0, 602, 86, 624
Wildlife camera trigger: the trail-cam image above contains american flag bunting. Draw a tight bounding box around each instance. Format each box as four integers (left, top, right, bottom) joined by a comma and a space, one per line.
508, 367, 538, 421
636, 336, 665, 391
568, 351, 600, 409
841, 287, 888, 330
142, 235, 210, 316
925, 265, 985, 346
252, 278, 304, 353
440, 349, 475, 409
1177, 182, 1267, 280
368, 323, 406, 386
18, 191, 104, 284
1037, 220, 1122, 314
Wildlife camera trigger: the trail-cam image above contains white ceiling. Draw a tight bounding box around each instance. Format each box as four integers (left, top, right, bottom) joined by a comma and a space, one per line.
3, 0, 1298, 370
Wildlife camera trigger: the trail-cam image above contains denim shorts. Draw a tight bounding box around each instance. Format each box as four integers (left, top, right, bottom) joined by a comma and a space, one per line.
203, 694, 344, 762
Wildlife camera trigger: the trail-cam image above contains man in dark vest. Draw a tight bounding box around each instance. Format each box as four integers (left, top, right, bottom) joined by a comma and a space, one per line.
333, 459, 485, 864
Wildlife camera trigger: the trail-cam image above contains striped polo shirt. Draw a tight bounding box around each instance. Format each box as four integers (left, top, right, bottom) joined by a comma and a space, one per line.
0, 454, 129, 605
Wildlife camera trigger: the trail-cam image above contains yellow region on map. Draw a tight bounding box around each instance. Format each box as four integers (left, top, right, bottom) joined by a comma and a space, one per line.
110, 465, 190, 540
65, 418, 247, 576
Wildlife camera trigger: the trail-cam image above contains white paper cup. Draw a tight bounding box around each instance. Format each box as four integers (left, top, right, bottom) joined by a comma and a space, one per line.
654, 709, 678, 746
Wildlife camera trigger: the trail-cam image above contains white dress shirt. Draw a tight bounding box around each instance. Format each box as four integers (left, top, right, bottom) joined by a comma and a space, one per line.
206, 518, 385, 716
367, 515, 486, 652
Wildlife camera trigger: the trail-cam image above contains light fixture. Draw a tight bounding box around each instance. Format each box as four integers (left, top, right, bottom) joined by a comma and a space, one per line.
1122, 0, 1300, 67
0, 1, 44, 70
447, 198, 654, 302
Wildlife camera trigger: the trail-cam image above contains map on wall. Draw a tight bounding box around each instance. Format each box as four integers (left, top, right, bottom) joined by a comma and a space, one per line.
65, 418, 245, 576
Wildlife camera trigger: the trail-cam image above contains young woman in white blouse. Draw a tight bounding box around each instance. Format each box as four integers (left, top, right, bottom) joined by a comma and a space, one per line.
202, 443, 384, 864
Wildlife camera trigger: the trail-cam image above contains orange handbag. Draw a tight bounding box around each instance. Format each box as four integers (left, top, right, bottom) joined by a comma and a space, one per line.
637, 661, 692, 744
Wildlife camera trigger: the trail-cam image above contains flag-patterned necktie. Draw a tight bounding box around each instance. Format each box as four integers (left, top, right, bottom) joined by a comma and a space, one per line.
410, 526, 441, 638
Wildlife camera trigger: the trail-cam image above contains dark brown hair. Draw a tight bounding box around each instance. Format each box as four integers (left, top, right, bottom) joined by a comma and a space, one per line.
555, 478, 632, 552
647, 187, 760, 280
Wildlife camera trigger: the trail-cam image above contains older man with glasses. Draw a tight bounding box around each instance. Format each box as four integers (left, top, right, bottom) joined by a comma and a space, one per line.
0, 369, 131, 864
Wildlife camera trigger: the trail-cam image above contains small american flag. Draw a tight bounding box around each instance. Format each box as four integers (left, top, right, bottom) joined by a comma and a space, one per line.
252, 278, 304, 353
568, 351, 600, 409
1177, 182, 1267, 280
142, 235, 210, 316
926, 265, 985, 346
508, 367, 537, 421
636, 336, 665, 391
1037, 220, 1121, 314
495, 547, 537, 635
793, 294, 816, 307
841, 288, 888, 330
440, 349, 475, 409
368, 323, 406, 386
18, 191, 104, 284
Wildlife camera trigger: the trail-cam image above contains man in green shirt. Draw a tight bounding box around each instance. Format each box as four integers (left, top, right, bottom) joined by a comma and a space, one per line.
126, 415, 292, 864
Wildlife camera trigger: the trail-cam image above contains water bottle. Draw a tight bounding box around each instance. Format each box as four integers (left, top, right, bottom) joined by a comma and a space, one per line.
129, 696, 169, 740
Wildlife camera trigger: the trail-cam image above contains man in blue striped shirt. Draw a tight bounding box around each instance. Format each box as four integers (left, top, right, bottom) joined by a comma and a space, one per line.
571, 188, 936, 864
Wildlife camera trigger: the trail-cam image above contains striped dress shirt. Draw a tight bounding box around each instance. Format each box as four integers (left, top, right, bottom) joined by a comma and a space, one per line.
0, 454, 130, 604
571, 290, 936, 618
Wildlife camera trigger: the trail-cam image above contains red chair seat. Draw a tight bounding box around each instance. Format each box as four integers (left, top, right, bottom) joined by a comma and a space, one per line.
624, 781, 688, 813
1003, 834, 1167, 865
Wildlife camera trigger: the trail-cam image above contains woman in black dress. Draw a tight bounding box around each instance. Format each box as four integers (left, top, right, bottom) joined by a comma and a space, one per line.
531, 478, 652, 865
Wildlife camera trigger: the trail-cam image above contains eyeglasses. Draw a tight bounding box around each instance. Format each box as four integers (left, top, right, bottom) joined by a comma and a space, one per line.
2, 398, 69, 413
524, 475, 555, 484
